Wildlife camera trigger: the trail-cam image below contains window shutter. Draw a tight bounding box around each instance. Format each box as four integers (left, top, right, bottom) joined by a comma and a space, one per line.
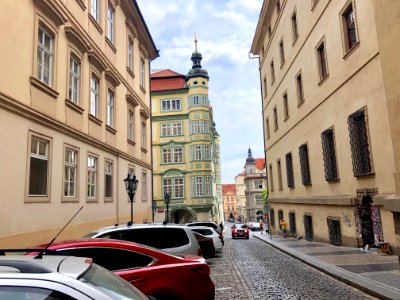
190, 176, 195, 197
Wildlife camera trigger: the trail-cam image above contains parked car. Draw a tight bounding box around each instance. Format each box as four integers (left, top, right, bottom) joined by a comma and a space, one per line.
249, 222, 261, 231
84, 223, 202, 256
186, 221, 224, 245
231, 223, 249, 239
190, 226, 223, 253
0, 253, 149, 300
192, 231, 215, 259
33, 238, 215, 300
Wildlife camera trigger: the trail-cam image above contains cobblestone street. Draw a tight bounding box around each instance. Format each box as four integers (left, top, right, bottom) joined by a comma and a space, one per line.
209, 235, 374, 300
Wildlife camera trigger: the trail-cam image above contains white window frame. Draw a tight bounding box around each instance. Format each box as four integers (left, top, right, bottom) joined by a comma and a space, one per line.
195, 176, 203, 197
68, 55, 80, 104
194, 145, 202, 160
161, 99, 181, 111
163, 177, 184, 199
140, 58, 145, 88
128, 108, 134, 141
141, 119, 146, 149
193, 121, 201, 134
142, 171, 147, 201
128, 39, 133, 70
64, 147, 77, 198
202, 121, 209, 133
37, 25, 53, 85
105, 161, 113, 199
107, 89, 114, 127
107, 4, 114, 43
90, 75, 99, 117
87, 155, 97, 200
91, 0, 100, 22
29, 135, 50, 197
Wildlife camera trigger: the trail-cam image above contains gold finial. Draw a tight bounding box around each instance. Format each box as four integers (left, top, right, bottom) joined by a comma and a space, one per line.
194, 33, 198, 52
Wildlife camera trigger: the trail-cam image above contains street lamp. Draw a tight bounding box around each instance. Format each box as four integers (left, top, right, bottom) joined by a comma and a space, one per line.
124, 173, 139, 226
164, 193, 171, 224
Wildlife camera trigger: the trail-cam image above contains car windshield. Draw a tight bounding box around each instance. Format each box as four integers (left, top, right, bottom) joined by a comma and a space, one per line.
235, 224, 247, 228
83, 231, 99, 238
80, 263, 147, 300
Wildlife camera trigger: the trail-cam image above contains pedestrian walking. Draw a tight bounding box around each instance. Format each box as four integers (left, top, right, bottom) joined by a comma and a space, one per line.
280, 219, 288, 238
259, 219, 264, 234
219, 222, 224, 232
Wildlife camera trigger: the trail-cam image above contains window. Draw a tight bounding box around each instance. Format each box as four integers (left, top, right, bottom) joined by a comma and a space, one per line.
142, 171, 147, 201
285, 152, 294, 188
266, 118, 270, 139
193, 96, 199, 105
394, 212, 400, 236
193, 121, 201, 134
291, 11, 299, 42
283, 93, 289, 120
161, 99, 181, 111
268, 25, 272, 39
194, 145, 202, 160
204, 145, 211, 160
128, 109, 134, 141
299, 144, 311, 185
107, 4, 114, 43
191, 176, 212, 197
317, 41, 328, 80
141, 119, 146, 148
277, 159, 283, 190
273, 106, 278, 131
64, 147, 77, 198
269, 164, 274, 192
90, 0, 100, 22
107, 89, 114, 127
90, 74, 99, 117
37, 25, 53, 85
348, 108, 373, 176
205, 176, 211, 196
0, 287, 75, 300
270, 209, 275, 227
163, 177, 184, 198
191, 120, 209, 134
202, 121, 209, 133
29, 136, 49, 196
279, 39, 285, 66
190, 95, 209, 107
254, 180, 263, 189
342, 2, 357, 52
276, 0, 281, 14
105, 161, 113, 198
87, 155, 97, 199
263, 77, 267, 98
270, 60, 275, 83
195, 177, 202, 197
161, 122, 183, 136
321, 128, 339, 181
162, 147, 183, 164
296, 72, 305, 105
69, 55, 80, 104
128, 39, 134, 71
140, 58, 145, 88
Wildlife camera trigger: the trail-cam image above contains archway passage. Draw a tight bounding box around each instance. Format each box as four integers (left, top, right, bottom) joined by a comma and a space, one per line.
172, 209, 194, 224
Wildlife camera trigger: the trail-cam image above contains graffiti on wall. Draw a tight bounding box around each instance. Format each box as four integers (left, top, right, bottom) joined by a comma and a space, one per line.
342, 212, 353, 227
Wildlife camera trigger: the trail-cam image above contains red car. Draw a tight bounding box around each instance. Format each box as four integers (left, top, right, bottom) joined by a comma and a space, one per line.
34, 239, 215, 300
231, 223, 249, 239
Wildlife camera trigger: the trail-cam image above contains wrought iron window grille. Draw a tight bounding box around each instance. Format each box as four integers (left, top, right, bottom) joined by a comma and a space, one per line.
321, 128, 338, 181
299, 144, 311, 185
285, 152, 294, 188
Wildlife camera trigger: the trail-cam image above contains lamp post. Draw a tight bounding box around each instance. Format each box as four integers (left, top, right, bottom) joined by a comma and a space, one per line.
124, 173, 139, 226
164, 192, 171, 224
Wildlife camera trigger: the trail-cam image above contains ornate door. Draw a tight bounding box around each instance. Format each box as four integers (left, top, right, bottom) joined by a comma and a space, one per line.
327, 218, 341, 246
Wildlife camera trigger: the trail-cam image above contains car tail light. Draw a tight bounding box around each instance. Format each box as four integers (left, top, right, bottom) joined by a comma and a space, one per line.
197, 247, 203, 257
191, 265, 210, 275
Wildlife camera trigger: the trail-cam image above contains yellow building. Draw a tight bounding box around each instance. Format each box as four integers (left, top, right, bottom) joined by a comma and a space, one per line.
151, 42, 222, 223
0, 0, 157, 247
251, 0, 400, 252
222, 184, 237, 221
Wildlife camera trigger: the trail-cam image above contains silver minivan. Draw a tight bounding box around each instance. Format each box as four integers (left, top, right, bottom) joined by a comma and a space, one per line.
84, 223, 202, 256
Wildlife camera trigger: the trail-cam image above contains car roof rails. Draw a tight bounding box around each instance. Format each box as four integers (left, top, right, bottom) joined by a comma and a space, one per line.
0, 249, 63, 259
0, 260, 51, 273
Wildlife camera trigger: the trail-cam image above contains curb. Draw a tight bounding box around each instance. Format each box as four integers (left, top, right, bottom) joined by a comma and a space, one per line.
255, 235, 400, 300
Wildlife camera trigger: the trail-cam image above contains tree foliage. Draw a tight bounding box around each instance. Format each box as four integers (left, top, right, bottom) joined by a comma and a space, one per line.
261, 189, 269, 205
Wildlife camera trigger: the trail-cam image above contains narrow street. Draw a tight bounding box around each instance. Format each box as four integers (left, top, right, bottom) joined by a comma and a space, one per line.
209, 226, 373, 300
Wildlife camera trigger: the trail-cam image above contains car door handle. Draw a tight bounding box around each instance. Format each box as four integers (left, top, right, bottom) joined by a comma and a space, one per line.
129, 278, 145, 284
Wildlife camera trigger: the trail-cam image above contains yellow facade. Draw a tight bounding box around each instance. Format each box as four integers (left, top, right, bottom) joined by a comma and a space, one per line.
251, 0, 400, 252
0, 0, 157, 247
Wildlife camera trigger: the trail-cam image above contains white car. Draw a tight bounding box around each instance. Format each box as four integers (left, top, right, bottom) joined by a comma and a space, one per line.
0, 254, 149, 300
189, 226, 224, 253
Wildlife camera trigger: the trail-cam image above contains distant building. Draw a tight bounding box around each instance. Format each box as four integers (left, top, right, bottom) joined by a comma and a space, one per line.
151, 40, 222, 223
235, 171, 246, 223
251, 0, 400, 250
0, 0, 157, 247
222, 184, 237, 221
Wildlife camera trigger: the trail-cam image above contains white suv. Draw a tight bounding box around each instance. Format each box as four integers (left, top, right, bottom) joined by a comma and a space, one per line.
0, 254, 149, 300
84, 223, 202, 256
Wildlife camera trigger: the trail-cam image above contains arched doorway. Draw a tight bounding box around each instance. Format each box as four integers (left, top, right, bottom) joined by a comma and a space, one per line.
171, 208, 195, 224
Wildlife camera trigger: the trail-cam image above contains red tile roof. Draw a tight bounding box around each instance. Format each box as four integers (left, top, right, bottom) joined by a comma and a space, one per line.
255, 158, 265, 170
222, 184, 236, 194
151, 69, 187, 91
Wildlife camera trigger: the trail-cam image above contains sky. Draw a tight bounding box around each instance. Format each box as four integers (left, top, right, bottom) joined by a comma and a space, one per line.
136, 0, 264, 184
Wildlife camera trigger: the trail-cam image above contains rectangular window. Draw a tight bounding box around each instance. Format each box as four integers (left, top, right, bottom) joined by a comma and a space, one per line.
205, 176, 211, 196
163, 178, 172, 197
128, 39, 133, 70
193, 96, 199, 105
266, 118, 270, 139
299, 144, 311, 185
37, 25, 53, 85
268, 25, 272, 39
263, 77, 267, 98
204, 145, 211, 160
105, 161, 113, 198
29, 136, 49, 196
161, 99, 181, 111
279, 39, 285, 66
202, 121, 209, 133
269, 164, 274, 192
194, 145, 202, 160
87, 155, 97, 199
270, 60, 275, 83
277, 159, 283, 190
69, 56, 80, 104
195, 176, 203, 197
348, 109, 373, 176
107, 4, 114, 43
91, 0, 99, 22
128, 109, 134, 141
107, 89, 114, 127
140, 59, 145, 88
142, 171, 147, 201
270, 209, 275, 227
90, 75, 99, 117
193, 121, 201, 134
141, 119, 146, 148
162, 147, 183, 164
276, 0, 281, 14
317, 42, 328, 80
273, 106, 278, 131
285, 152, 294, 188
283, 93, 289, 120
163, 177, 184, 199
296, 72, 305, 104
161, 122, 183, 136
342, 3, 357, 51
291, 11, 299, 42
64, 148, 77, 197
321, 128, 339, 181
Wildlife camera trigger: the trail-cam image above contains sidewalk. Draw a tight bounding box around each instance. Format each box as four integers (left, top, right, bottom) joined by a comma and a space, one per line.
253, 231, 400, 300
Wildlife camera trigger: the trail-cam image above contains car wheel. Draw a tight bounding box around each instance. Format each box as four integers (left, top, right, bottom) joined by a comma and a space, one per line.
246, 236, 249, 239
232, 236, 235, 239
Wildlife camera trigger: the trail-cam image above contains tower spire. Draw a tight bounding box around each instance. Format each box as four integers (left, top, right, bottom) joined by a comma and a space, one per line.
194, 33, 198, 52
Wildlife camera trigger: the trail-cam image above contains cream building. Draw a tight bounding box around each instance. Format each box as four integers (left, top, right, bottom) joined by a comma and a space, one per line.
235, 172, 247, 223
222, 184, 237, 221
0, 0, 157, 247
251, 0, 400, 252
